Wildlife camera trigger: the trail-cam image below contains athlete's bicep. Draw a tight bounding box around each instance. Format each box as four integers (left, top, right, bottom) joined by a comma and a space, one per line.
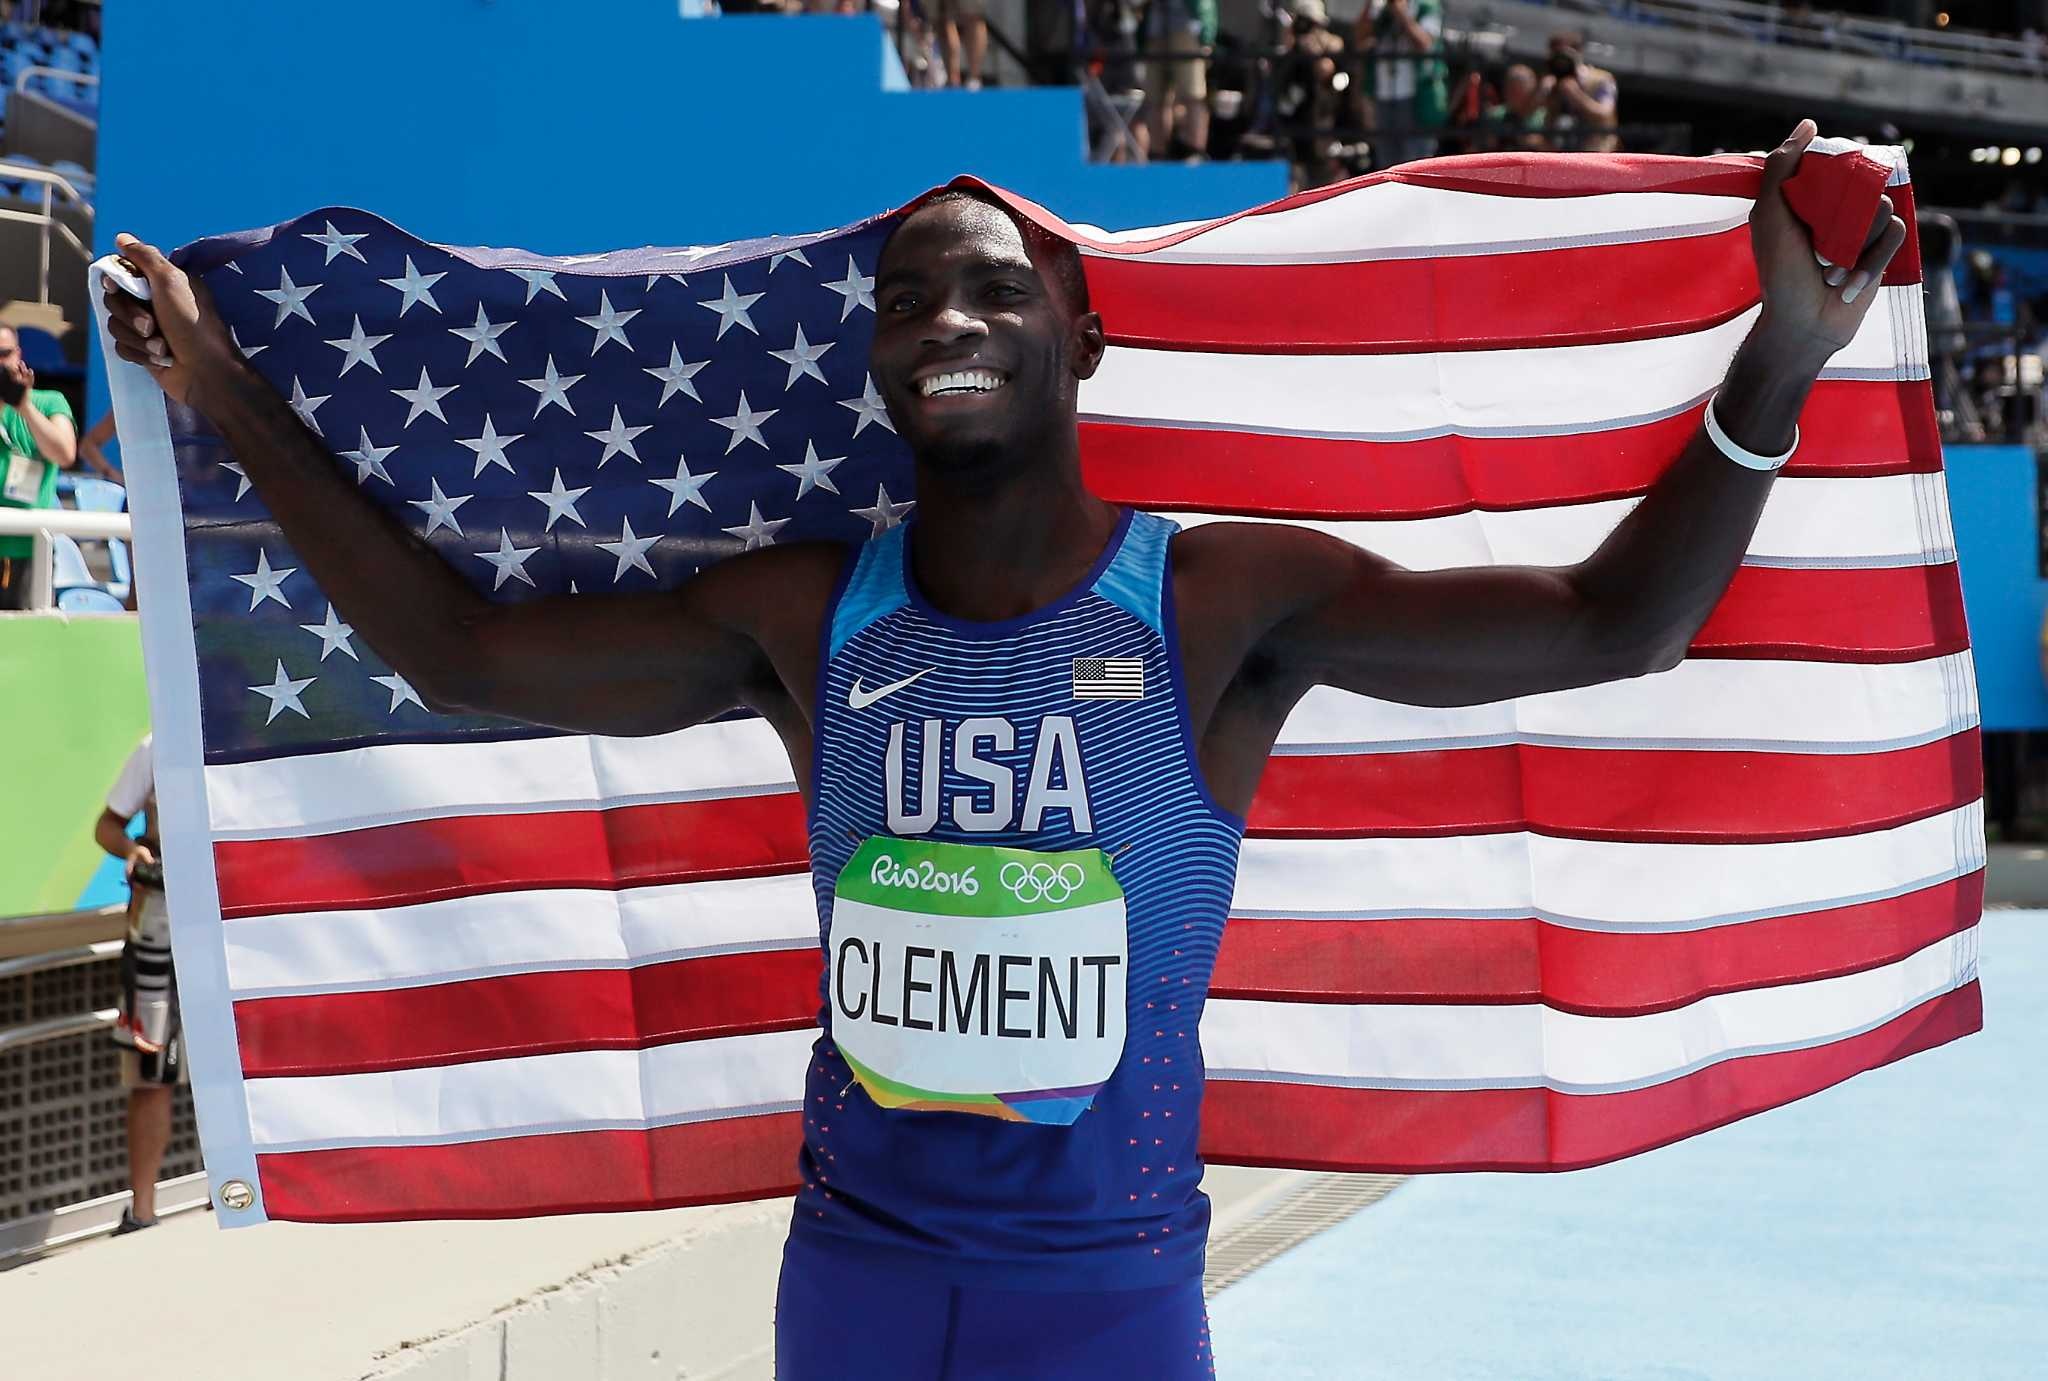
441, 544, 830, 737
1243, 525, 1660, 708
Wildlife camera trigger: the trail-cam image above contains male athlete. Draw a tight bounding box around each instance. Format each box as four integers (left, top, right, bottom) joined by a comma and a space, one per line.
104, 120, 1902, 1378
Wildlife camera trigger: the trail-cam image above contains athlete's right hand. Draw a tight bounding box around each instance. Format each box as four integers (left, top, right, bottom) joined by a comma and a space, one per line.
102, 233, 238, 410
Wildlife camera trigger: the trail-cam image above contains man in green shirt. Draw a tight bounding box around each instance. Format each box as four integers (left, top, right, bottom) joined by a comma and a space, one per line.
0, 323, 81, 609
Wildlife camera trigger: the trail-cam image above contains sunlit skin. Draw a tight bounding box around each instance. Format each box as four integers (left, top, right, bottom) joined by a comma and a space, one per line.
99, 121, 1905, 821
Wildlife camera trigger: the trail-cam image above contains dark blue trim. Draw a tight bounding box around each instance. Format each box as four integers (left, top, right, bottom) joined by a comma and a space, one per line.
807, 544, 864, 838
899, 507, 1135, 640
1162, 529, 1249, 833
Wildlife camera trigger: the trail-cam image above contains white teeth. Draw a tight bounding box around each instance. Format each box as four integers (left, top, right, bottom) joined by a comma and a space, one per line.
919, 369, 1007, 397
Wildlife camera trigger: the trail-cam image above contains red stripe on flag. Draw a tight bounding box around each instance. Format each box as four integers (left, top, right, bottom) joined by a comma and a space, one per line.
235, 948, 824, 1078
1081, 381, 1942, 520
215, 731, 1978, 918
1211, 870, 1982, 1015
1251, 730, 1982, 843
1090, 225, 1761, 354
1197, 979, 1980, 1174
213, 791, 809, 918
1689, 564, 1967, 664
256, 1110, 805, 1222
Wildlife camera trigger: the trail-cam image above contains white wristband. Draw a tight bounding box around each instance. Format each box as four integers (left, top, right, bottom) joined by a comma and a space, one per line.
1704, 391, 1797, 471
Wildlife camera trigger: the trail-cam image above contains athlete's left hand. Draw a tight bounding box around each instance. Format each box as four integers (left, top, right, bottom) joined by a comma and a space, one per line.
1750, 118, 1909, 362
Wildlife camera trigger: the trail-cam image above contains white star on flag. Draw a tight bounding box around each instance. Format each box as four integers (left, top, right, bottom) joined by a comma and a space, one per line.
380, 256, 446, 316
822, 256, 876, 321
298, 604, 359, 661
303, 220, 368, 264
511, 268, 566, 303
596, 517, 661, 581
778, 440, 844, 500
475, 529, 540, 589
852, 482, 915, 537
838, 375, 894, 436
644, 345, 709, 406
586, 406, 651, 467
409, 477, 472, 536
341, 427, 398, 485
258, 267, 321, 328
219, 461, 251, 500
457, 414, 523, 477
721, 501, 790, 551
769, 247, 813, 273
230, 326, 266, 359
248, 660, 316, 723
650, 454, 715, 515
646, 272, 690, 290
710, 390, 777, 453
769, 323, 834, 389
528, 470, 591, 531
578, 290, 641, 353
325, 316, 392, 376
372, 672, 427, 714
392, 366, 458, 427
288, 376, 330, 432
231, 549, 297, 610
520, 356, 583, 417
450, 303, 514, 364
698, 275, 764, 339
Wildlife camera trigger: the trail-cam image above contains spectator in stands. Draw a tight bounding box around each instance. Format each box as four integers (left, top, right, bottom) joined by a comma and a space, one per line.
1139, 0, 1218, 161
95, 733, 182, 1236
1356, 0, 1448, 168
1258, 1, 1347, 188
0, 322, 79, 610
1472, 62, 1546, 151
934, 0, 990, 90
76, 411, 121, 483
1538, 30, 1619, 153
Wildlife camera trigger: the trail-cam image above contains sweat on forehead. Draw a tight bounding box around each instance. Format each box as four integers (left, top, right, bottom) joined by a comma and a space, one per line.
880, 190, 1091, 318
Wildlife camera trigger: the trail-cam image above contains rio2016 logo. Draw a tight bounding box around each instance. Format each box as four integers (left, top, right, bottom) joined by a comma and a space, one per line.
869, 854, 981, 896
999, 860, 1086, 905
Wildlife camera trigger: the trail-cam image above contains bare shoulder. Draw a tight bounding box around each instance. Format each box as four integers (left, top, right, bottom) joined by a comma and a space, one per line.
1170, 519, 1375, 633
686, 538, 848, 648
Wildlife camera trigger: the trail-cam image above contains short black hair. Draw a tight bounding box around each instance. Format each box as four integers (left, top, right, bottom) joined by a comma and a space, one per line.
886, 187, 1091, 321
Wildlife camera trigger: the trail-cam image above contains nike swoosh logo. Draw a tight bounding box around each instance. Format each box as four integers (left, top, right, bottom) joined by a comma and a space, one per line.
848, 668, 933, 710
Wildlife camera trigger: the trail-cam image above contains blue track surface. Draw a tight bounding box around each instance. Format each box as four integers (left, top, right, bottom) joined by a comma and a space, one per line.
1212, 911, 2046, 1381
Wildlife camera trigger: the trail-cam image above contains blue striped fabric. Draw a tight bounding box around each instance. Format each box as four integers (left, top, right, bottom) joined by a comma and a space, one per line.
796, 509, 1248, 1290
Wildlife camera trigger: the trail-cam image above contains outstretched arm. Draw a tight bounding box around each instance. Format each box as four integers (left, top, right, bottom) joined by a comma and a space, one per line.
101, 235, 828, 736
1239, 120, 1909, 709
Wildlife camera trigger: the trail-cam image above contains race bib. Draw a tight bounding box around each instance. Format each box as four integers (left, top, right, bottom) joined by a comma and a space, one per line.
829, 837, 1129, 1126
3, 451, 48, 505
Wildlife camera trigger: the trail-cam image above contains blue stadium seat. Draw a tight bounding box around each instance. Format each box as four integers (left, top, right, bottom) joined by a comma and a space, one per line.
50, 531, 93, 586
16, 324, 76, 379
56, 586, 124, 614
71, 476, 127, 513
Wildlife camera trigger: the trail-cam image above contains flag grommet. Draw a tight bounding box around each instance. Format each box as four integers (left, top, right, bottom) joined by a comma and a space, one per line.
217, 1180, 256, 1212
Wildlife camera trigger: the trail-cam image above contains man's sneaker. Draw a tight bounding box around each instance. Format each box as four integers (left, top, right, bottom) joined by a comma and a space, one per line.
111, 1209, 157, 1236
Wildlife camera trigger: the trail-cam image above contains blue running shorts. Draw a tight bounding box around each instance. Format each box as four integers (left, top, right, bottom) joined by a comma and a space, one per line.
774, 1235, 1218, 1380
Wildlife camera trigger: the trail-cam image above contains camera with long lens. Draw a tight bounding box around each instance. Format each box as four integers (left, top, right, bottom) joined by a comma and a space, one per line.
1548, 48, 1579, 78
130, 857, 165, 890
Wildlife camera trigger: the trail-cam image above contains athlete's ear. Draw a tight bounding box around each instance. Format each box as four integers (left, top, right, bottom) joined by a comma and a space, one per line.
1070, 311, 1106, 381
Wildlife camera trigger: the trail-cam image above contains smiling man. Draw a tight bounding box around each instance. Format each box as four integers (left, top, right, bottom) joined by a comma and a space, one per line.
103, 120, 1904, 1379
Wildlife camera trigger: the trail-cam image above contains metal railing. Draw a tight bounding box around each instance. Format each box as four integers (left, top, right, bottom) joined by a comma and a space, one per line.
0, 507, 129, 611
0, 158, 93, 308
0, 905, 207, 1264
14, 64, 99, 115
1543, 0, 2048, 79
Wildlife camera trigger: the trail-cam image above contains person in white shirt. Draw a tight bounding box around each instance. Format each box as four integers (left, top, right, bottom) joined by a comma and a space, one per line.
94, 733, 181, 1235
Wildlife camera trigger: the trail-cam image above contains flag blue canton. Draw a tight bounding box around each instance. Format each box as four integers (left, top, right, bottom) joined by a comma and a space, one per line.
172, 208, 919, 762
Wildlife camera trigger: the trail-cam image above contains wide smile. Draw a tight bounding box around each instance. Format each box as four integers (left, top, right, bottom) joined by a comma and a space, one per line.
913, 367, 1009, 408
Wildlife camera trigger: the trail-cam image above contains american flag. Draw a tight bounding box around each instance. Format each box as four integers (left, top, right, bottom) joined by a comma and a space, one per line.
1072, 656, 1145, 700
100, 141, 1982, 1226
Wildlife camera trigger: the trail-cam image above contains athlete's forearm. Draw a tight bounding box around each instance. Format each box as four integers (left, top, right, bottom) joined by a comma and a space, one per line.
191, 358, 490, 700
1569, 318, 1832, 666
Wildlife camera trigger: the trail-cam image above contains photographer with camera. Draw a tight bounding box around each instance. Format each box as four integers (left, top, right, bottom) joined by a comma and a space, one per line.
0, 323, 80, 610
94, 733, 182, 1235
1355, 0, 1448, 168
1538, 29, 1619, 152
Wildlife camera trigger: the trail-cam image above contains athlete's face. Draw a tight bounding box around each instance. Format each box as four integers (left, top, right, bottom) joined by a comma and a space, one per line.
870, 200, 1103, 476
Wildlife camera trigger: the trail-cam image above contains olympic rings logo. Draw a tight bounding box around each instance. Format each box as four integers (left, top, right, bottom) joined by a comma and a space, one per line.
1000, 860, 1087, 905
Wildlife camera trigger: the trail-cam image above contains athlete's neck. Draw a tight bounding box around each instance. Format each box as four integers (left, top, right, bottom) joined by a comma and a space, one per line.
907, 464, 1120, 624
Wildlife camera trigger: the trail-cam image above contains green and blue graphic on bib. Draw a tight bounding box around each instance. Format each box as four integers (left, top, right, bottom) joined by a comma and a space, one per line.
830, 837, 1129, 1125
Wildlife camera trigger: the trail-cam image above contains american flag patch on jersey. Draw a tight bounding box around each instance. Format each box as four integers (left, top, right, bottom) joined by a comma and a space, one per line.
1073, 657, 1144, 700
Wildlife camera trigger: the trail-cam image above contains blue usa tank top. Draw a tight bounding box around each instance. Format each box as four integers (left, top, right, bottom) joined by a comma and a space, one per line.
791, 507, 1247, 1291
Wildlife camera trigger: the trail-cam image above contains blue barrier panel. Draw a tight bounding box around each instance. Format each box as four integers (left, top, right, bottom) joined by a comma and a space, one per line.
1947, 443, 2048, 731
